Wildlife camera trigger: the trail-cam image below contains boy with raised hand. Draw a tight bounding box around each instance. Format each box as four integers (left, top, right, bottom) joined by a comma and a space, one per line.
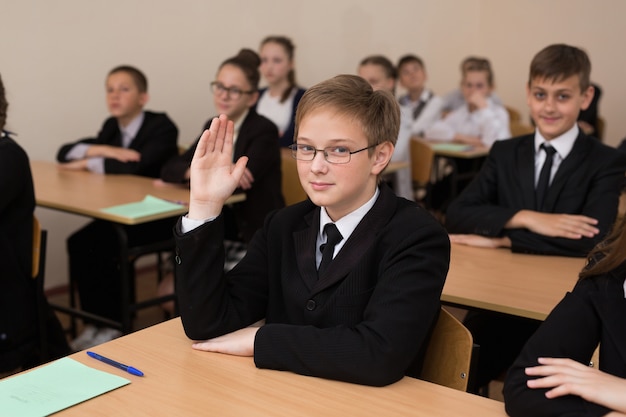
58, 65, 179, 351
175, 75, 449, 386
446, 44, 626, 391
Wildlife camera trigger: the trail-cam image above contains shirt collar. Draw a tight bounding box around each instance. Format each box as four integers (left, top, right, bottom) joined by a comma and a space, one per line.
319, 187, 380, 242
118, 112, 145, 141
534, 123, 579, 159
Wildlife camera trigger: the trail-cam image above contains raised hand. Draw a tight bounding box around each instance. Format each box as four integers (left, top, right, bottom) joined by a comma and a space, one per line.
187, 114, 248, 220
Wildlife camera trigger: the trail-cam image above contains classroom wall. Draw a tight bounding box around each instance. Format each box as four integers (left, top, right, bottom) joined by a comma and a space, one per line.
2, 0, 625, 288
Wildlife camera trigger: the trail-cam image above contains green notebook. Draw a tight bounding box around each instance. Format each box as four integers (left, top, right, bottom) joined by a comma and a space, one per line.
100, 195, 186, 219
0, 357, 130, 417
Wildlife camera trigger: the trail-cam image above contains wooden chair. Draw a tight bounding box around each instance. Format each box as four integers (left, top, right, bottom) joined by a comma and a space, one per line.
32, 216, 48, 361
410, 138, 435, 207
280, 148, 307, 206
510, 121, 535, 137
505, 105, 522, 124
420, 307, 475, 392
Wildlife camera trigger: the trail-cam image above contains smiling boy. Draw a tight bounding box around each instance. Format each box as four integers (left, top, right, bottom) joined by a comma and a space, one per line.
174, 74, 450, 386
445, 44, 626, 391
447, 44, 626, 257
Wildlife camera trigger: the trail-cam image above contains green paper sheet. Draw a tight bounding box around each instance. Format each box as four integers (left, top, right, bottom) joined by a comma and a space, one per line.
100, 195, 186, 219
0, 357, 130, 417
430, 143, 473, 152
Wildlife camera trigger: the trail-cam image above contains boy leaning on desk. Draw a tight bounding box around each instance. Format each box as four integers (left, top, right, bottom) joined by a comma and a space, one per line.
55, 65, 179, 351
445, 44, 626, 392
173, 74, 450, 386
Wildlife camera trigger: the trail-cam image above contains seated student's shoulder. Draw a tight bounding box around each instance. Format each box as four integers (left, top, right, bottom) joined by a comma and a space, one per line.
143, 111, 178, 129
250, 109, 280, 134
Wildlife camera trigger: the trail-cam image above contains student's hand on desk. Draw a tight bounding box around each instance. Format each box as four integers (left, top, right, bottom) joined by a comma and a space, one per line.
526, 357, 626, 414
449, 234, 511, 248
507, 211, 599, 239
191, 327, 259, 357
58, 159, 88, 171
87, 145, 141, 162
188, 114, 248, 220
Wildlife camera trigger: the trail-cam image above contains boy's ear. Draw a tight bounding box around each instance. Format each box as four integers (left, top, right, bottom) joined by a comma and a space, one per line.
248, 91, 260, 108
579, 85, 595, 111
139, 92, 149, 107
371, 141, 394, 175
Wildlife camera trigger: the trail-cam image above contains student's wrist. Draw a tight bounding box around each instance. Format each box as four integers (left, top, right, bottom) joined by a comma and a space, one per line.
187, 200, 223, 221
505, 210, 531, 229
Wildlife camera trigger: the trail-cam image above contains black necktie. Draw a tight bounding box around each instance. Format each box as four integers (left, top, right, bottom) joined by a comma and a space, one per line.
412, 91, 432, 120
535, 144, 557, 210
318, 223, 343, 277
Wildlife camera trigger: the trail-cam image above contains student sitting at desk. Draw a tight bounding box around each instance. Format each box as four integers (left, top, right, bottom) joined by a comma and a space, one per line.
504, 214, 626, 417
160, 49, 284, 245
174, 75, 450, 386
424, 56, 510, 148
255, 35, 306, 148
446, 44, 626, 392
396, 54, 444, 137
0, 74, 70, 375
57, 65, 179, 350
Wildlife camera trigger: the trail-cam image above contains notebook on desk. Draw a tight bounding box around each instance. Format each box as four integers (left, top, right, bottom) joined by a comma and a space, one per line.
100, 195, 186, 220
0, 357, 130, 417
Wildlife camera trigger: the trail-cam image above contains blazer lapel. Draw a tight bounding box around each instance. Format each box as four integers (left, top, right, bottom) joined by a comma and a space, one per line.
516, 136, 536, 208
312, 185, 397, 294
542, 133, 588, 211
294, 209, 319, 290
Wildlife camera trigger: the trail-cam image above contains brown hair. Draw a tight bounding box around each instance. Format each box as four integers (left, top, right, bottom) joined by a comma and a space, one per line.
529, 44, 591, 91
397, 54, 425, 72
294, 74, 399, 152
359, 55, 397, 80
0, 74, 7, 132
462, 57, 494, 87
220, 48, 261, 90
109, 65, 148, 93
260, 36, 297, 103
580, 216, 626, 279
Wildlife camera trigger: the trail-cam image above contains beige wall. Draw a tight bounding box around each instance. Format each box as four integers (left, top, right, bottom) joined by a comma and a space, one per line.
2, 0, 625, 287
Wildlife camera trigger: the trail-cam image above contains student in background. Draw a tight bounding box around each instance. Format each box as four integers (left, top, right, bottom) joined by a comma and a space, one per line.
446, 44, 626, 392
0, 74, 70, 375
174, 75, 449, 386
504, 215, 626, 417
441, 56, 504, 114
255, 36, 306, 148
160, 49, 284, 244
396, 54, 444, 137
358, 55, 414, 201
57, 65, 179, 351
425, 57, 510, 148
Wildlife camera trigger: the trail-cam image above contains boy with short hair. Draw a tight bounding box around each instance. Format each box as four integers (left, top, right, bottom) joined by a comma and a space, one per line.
397, 54, 444, 137
57, 65, 179, 350
175, 74, 450, 386
447, 44, 626, 257
446, 44, 626, 390
425, 57, 510, 148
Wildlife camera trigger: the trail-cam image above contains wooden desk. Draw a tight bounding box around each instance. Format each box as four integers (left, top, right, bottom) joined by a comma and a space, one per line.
442, 243, 586, 320
31, 160, 244, 332
429, 143, 489, 159
48, 318, 505, 416
31, 160, 244, 224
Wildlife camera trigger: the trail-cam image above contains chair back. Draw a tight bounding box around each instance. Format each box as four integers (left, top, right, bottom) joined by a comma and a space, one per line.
32, 216, 44, 279
420, 307, 474, 391
596, 116, 605, 140
280, 148, 307, 206
410, 138, 435, 187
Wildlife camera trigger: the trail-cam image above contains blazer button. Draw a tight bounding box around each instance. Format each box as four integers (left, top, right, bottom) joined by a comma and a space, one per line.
306, 299, 316, 311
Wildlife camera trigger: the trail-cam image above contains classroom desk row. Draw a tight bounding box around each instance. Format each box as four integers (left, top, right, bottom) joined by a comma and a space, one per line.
53, 318, 506, 416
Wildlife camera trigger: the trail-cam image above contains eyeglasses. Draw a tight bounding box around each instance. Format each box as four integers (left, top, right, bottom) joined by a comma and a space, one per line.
210, 82, 255, 99
289, 143, 377, 164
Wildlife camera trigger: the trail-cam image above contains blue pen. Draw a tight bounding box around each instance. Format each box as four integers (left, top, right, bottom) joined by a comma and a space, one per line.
87, 351, 144, 377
